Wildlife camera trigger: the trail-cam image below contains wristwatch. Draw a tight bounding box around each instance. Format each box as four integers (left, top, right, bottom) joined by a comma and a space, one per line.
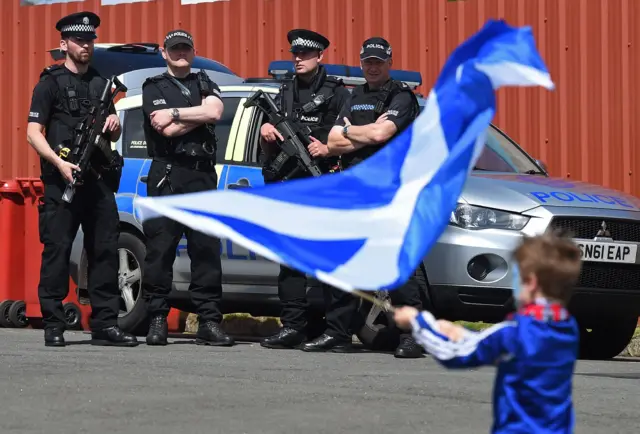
171, 108, 180, 121
342, 124, 350, 137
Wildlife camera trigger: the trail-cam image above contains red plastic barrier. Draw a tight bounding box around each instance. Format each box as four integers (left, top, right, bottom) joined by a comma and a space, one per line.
1, 177, 185, 334
0, 180, 28, 318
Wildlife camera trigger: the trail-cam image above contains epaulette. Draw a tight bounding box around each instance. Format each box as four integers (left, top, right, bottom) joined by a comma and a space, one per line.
324, 76, 344, 87
142, 74, 165, 87
39, 64, 65, 81
391, 79, 411, 91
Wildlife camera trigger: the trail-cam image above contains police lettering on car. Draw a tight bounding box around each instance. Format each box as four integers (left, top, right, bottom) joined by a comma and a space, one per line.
258, 29, 353, 352
26, 12, 138, 347
140, 29, 234, 347
321, 37, 425, 358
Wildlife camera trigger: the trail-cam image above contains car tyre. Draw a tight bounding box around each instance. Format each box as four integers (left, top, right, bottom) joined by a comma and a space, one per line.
355, 264, 432, 351
578, 317, 638, 360
115, 232, 149, 336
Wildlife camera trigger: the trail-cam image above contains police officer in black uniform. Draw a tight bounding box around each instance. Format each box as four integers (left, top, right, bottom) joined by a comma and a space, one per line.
259, 29, 351, 350
26, 12, 138, 347
312, 37, 425, 358
140, 29, 234, 347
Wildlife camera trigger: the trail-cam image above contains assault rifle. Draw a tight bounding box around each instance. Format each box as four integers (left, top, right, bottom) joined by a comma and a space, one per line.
58, 75, 128, 203
243, 89, 323, 181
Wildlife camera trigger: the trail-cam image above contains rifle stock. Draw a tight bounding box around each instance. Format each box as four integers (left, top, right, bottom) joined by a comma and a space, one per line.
243, 89, 323, 180
61, 76, 128, 203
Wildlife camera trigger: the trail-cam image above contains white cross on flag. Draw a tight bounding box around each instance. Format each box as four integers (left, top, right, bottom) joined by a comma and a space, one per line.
134, 19, 554, 294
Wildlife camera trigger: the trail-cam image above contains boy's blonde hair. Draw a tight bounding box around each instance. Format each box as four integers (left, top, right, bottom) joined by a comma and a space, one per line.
513, 230, 582, 303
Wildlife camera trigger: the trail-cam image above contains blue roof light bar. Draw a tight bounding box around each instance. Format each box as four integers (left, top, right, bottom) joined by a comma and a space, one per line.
267, 60, 423, 89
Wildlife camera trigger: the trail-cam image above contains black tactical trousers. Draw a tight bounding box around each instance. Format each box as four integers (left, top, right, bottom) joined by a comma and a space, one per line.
325, 268, 425, 340
142, 159, 223, 323
278, 265, 309, 332
37, 174, 120, 331
278, 265, 333, 333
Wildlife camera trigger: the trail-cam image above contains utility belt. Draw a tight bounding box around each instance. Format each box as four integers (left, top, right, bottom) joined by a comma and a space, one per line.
153, 156, 216, 172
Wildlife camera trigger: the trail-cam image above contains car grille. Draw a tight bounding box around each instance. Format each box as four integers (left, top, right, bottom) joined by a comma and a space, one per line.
549, 217, 640, 242
548, 217, 640, 290
578, 263, 640, 291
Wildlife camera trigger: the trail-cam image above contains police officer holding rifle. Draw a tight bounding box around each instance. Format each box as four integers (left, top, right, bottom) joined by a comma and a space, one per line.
26, 12, 137, 347
256, 29, 352, 351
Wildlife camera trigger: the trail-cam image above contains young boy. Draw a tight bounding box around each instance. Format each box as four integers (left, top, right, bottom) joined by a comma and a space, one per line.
394, 231, 583, 434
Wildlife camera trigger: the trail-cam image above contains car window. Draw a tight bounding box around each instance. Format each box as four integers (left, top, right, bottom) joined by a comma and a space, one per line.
121, 107, 147, 159
474, 126, 543, 174
215, 97, 241, 163
247, 93, 281, 166
120, 97, 241, 162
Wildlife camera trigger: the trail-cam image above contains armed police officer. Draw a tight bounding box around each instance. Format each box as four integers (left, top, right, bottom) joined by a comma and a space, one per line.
140, 29, 234, 347
316, 37, 425, 358
259, 29, 352, 350
26, 12, 138, 347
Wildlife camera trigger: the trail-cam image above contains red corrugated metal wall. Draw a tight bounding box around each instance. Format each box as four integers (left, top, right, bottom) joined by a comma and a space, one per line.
2, 0, 639, 198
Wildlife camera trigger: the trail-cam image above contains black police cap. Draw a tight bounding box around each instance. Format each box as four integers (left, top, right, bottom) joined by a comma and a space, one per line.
360, 37, 392, 61
287, 29, 330, 53
164, 29, 195, 49
56, 11, 100, 40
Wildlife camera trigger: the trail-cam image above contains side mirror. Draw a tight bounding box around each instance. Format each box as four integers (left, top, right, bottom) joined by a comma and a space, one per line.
535, 159, 548, 173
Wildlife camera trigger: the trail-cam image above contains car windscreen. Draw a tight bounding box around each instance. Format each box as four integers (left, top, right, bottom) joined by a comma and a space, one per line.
473, 126, 544, 174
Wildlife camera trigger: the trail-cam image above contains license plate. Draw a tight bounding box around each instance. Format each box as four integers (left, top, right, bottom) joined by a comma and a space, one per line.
576, 241, 638, 264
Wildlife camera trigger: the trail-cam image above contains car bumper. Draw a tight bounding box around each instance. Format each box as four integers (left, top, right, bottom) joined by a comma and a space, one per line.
424, 205, 640, 321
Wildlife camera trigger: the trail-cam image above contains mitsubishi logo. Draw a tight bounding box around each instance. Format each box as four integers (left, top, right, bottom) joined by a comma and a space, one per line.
595, 221, 612, 239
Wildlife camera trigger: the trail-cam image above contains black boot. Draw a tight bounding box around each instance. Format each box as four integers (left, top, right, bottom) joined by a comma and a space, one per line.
146, 315, 168, 346
196, 320, 235, 346
44, 327, 65, 347
300, 333, 353, 353
260, 327, 306, 349
91, 326, 139, 347
394, 336, 424, 358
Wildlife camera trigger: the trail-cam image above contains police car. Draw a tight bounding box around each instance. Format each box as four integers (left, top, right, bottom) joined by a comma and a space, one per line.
65, 44, 640, 359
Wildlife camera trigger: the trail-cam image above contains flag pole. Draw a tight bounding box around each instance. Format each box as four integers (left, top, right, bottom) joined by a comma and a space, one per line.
351, 289, 396, 312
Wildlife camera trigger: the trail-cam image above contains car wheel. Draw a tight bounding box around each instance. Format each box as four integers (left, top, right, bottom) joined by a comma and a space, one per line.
579, 317, 638, 360
355, 264, 432, 351
116, 232, 149, 335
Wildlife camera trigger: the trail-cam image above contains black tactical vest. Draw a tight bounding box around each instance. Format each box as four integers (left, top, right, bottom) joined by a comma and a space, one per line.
38, 64, 109, 166
279, 65, 344, 172
342, 79, 420, 168
142, 72, 218, 161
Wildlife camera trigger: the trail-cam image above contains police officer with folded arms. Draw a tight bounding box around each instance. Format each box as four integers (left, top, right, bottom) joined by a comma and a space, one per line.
140, 29, 234, 347
26, 12, 138, 347
322, 37, 424, 358
259, 29, 351, 350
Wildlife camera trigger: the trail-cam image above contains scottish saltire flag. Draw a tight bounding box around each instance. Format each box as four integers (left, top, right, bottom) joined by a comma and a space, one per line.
134, 19, 554, 293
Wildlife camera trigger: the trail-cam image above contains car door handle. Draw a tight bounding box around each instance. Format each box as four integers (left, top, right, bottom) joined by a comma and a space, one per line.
227, 178, 251, 189
139, 176, 148, 183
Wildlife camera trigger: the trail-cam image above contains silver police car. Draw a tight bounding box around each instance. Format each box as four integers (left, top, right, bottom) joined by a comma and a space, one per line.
66, 46, 640, 360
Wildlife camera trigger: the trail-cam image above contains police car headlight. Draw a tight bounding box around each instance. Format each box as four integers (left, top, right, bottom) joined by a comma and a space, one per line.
449, 204, 529, 230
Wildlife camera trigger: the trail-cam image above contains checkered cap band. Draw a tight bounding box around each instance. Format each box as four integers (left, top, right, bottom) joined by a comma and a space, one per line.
61, 24, 95, 33
291, 37, 324, 50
